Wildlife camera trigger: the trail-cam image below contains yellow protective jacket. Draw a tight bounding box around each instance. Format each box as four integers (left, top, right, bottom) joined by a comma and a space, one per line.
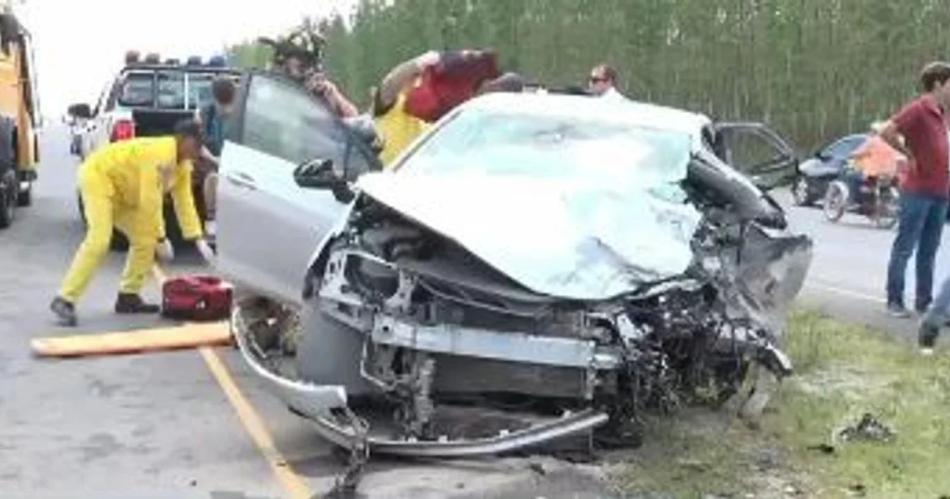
375, 91, 429, 168
80, 137, 202, 241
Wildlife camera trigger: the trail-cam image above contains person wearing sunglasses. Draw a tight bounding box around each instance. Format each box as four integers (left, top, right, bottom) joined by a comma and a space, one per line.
587, 63, 625, 100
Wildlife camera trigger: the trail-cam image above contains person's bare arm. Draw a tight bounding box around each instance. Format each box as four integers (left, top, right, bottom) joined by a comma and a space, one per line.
378, 60, 422, 110
378, 51, 440, 110
199, 145, 219, 167
324, 83, 359, 118
878, 120, 912, 160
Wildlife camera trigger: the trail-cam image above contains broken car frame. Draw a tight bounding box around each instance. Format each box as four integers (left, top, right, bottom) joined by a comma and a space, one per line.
221, 93, 812, 461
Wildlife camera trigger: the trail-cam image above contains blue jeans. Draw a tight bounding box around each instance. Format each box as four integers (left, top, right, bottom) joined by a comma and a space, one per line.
886, 193, 949, 309
924, 277, 950, 327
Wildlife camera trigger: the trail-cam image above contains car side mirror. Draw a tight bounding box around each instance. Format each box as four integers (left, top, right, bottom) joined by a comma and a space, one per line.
294, 158, 354, 202
67, 103, 92, 120
816, 151, 831, 161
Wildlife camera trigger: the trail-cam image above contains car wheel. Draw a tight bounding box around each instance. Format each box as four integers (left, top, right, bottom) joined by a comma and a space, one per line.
822, 181, 848, 222
16, 181, 31, 206
791, 176, 813, 206
873, 186, 900, 230
0, 170, 16, 228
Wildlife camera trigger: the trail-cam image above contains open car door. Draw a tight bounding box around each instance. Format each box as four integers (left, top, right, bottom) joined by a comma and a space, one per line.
711, 122, 798, 191
215, 72, 380, 305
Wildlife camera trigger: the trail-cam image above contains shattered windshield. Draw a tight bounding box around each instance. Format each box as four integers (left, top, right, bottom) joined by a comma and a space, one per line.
400, 108, 693, 189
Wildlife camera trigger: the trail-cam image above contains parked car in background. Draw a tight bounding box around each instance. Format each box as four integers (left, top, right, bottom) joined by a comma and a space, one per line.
792, 133, 868, 206
67, 54, 240, 243
213, 87, 812, 458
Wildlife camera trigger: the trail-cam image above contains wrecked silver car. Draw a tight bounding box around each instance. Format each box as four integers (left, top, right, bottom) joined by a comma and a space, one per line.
215, 84, 811, 459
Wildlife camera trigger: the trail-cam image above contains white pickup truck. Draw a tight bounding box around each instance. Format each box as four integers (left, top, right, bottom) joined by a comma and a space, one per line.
67, 57, 240, 243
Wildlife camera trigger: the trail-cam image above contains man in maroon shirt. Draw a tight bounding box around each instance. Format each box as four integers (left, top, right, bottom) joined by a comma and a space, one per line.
880, 62, 950, 320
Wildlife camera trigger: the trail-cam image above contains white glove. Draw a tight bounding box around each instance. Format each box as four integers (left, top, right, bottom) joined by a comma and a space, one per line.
156, 239, 175, 262
195, 238, 215, 263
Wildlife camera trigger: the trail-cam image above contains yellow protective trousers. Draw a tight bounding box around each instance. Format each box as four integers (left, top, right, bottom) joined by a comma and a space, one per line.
59, 175, 157, 303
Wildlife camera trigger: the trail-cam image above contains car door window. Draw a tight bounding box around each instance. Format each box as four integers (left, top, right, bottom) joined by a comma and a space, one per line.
241, 76, 349, 167
824, 136, 864, 159
720, 128, 788, 172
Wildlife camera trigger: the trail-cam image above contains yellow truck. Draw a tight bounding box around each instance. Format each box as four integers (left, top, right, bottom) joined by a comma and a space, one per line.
0, 8, 39, 228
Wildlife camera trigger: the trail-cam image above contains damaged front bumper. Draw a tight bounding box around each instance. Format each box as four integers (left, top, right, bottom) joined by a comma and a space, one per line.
232, 301, 611, 457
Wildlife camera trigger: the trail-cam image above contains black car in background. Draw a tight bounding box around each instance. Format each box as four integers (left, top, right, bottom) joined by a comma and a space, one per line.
791, 133, 868, 206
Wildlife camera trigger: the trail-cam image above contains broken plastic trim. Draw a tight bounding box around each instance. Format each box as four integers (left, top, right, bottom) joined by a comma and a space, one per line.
233, 300, 610, 457
305, 408, 609, 458
231, 305, 349, 415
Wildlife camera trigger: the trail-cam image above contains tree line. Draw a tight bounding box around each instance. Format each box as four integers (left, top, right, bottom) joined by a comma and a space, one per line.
228, 0, 950, 152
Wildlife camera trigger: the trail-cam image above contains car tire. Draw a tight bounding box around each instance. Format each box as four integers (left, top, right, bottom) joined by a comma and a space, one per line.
17, 181, 31, 207
791, 176, 813, 207
823, 181, 848, 222
873, 186, 900, 230
0, 175, 16, 229
0, 169, 16, 228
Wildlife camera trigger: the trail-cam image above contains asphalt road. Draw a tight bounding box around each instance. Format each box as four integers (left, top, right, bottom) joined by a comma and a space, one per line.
1, 126, 941, 499
784, 190, 950, 341
0, 127, 612, 499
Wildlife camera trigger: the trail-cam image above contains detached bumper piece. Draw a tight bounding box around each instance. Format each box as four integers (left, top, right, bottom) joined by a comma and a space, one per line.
309, 407, 608, 458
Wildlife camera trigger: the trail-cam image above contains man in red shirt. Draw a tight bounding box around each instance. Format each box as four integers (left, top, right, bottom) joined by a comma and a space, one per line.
880, 62, 950, 322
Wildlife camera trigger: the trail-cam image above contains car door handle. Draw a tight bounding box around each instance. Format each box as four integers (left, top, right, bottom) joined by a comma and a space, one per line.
225, 172, 257, 191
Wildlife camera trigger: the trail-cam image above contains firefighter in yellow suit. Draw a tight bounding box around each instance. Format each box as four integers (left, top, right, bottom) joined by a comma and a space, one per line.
50, 120, 212, 327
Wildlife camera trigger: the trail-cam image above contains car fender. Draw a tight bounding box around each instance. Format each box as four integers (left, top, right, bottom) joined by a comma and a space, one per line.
302, 197, 359, 300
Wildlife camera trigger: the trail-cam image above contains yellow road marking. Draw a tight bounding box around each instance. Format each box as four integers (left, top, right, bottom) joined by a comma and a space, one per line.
152, 263, 312, 499
199, 346, 314, 499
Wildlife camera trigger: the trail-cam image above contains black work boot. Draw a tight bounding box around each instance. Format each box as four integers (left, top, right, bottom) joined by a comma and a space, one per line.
115, 293, 161, 314
50, 296, 78, 327
919, 321, 940, 356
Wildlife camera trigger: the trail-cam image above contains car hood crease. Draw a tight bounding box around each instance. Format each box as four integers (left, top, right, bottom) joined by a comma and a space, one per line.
356, 172, 702, 301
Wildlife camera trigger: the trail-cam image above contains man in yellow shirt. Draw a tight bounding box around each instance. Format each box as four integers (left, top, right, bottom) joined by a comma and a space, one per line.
51, 120, 211, 326
372, 51, 441, 167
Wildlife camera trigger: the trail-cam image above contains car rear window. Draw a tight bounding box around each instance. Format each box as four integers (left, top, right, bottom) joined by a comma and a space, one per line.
157, 72, 185, 109
116, 69, 238, 110
188, 74, 215, 109
117, 73, 154, 107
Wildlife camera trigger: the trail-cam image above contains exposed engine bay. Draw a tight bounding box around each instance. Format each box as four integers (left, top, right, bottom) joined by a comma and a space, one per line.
232, 152, 812, 460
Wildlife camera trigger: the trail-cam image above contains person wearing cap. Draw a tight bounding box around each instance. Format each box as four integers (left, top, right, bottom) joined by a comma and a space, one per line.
50, 120, 213, 327
277, 46, 359, 118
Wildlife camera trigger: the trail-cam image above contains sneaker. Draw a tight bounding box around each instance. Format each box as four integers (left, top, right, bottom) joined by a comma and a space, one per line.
115, 293, 161, 314
50, 296, 78, 327
886, 302, 911, 318
919, 322, 939, 354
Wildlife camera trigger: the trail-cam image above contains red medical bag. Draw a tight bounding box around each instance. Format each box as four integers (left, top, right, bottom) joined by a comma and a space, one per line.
161, 275, 233, 321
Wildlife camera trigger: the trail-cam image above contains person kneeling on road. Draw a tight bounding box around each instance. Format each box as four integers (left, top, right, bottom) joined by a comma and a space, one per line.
50, 120, 213, 327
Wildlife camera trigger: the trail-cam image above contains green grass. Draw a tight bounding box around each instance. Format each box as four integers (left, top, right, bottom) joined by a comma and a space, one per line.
612, 310, 950, 498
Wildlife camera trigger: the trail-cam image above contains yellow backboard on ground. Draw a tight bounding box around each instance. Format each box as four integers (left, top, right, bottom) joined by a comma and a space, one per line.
31, 322, 232, 358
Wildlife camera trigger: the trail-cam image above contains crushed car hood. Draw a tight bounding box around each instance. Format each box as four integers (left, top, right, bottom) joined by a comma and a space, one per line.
356, 172, 702, 300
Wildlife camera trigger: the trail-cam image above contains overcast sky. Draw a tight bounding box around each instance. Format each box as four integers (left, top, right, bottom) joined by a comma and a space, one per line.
18, 0, 355, 119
